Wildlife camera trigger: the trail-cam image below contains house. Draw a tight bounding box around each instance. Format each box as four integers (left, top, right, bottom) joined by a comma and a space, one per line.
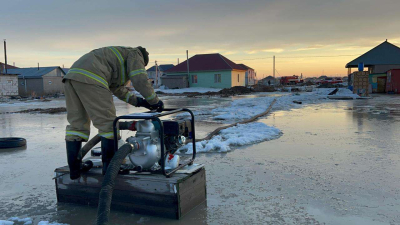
237, 64, 256, 86
386, 69, 400, 94
346, 40, 400, 74
163, 53, 246, 89
146, 64, 174, 87
0, 62, 19, 96
7, 66, 66, 97
62, 68, 70, 75
368, 73, 387, 93
0, 62, 18, 73
0, 73, 19, 96
258, 76, 278, 86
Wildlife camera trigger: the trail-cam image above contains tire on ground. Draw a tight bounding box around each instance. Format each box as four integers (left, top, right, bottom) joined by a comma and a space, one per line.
0, 137, 27, 148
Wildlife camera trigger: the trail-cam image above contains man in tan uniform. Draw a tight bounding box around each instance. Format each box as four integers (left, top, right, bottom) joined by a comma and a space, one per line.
64, 46, 163, 179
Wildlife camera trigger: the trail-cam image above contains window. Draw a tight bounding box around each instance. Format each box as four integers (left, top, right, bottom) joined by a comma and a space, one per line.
214, 74, 221, 83
238, 74, 240, 82
192, 75, 198, 83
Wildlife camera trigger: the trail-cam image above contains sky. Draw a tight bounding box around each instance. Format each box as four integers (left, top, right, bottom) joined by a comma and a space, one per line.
1, 0, 400, 78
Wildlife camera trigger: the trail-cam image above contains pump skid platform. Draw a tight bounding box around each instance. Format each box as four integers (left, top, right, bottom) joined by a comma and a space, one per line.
54, 165, 206, 219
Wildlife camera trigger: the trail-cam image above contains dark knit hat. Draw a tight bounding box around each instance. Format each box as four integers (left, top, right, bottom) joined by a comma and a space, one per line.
137, 46, 149, 66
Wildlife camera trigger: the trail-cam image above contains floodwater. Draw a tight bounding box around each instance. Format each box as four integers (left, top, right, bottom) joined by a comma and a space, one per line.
0, 94, 399, 224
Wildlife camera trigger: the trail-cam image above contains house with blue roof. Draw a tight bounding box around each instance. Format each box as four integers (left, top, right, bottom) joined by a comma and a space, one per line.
146, 64, 174, 87
7, 66, 66, 97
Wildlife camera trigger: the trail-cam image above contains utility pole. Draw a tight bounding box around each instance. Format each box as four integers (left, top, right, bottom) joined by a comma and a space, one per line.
186, 50, 190, 83
177, 58, 179, 65
155, 60, 158, 88
273, 55, 275, 78
4, 39, 8, 74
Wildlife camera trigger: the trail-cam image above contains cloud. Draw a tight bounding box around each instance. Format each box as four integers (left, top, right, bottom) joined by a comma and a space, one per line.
334, 46, 369, 51
246, 50, 258, 54
2, 0, 400, 76
262, 48, 284, 53
294, 45, 326, 51
223, 51, 238, 55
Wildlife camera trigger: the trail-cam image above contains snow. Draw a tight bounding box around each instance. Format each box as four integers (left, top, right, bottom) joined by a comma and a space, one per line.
154, 87, 221, 93
178, 88, 361, 153
0, 221, 14, 225
206, 88, 361, 122
1, 218, 67, 225
180, 122, 282, 153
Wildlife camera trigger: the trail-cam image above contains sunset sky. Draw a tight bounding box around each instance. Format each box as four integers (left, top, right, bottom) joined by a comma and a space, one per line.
2, 0, 400, 78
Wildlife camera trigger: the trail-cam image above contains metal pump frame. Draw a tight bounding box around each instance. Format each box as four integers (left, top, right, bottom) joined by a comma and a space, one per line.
112, 108, 196, 177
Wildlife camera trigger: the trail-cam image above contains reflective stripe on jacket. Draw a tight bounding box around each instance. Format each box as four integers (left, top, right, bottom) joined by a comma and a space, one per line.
64, 46, 159, 105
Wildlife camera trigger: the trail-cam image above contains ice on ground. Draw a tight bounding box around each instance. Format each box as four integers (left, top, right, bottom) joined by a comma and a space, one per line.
37, 222, 67, 225
2, 218, 67, 225
8, 217, 31, 223
317, 87, 360, 99
180, 122, 281, 153
211, 88, 360, 122
0, 220, 14, 225
154, 87, 221, 93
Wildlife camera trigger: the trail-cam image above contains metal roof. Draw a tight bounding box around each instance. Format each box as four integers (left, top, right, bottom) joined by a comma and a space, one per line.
165, 53, 246, 73
147, 64, 174, 72
62, 68, 70, 74
346, 41, 400, 68
237, 63, 254, 70
7, 66, 65, 79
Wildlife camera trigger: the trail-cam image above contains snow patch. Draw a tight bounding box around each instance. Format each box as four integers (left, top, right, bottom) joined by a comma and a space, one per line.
180, 122, 281, 153
154, 87, 221, 93
210, 88, 360, 122
0, 220, 14, 225
2, 218, 67, 225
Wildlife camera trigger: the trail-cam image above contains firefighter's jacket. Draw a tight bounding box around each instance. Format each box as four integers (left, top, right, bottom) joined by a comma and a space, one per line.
64, 46, 159, 105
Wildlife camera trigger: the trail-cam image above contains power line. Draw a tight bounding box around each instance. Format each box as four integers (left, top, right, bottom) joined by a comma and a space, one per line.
233, 54, 360, 61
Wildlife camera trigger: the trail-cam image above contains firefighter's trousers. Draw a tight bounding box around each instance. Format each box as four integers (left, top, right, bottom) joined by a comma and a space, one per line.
64, 79, 116, 141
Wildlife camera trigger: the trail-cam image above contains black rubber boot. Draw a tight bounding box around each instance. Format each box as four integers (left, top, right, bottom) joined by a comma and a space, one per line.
101, 137, 116, 175
66, 140, 82, 180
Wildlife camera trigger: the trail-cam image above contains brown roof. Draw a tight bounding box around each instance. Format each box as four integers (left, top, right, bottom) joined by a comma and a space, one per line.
237, 63, 254, 70
166, 53, 245, 73
0, 62, 18, 69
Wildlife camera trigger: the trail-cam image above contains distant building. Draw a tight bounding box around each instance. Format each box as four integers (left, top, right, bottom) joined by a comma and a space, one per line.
386, 69, 400, 94
8, 66, 66, 97
258, 76, 278, 86
0, 73, 19, 96
346, 40, 400, 74
146, 64, 174, 87
164, 53, 246, 89
0, 62, 18, 74
0, 62, 19, 96
237, 64, 256, 86
62, 68, 70, 75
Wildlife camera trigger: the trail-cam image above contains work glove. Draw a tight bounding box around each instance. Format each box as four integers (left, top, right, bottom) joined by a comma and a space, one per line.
152, 100, 164, 112
136, 97, 164, 112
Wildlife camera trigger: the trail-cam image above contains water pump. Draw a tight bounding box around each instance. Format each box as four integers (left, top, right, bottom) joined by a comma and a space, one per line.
114, 108, 196, 177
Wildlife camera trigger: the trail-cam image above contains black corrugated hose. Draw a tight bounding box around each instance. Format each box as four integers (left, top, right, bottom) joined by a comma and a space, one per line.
96, 143, 133, 225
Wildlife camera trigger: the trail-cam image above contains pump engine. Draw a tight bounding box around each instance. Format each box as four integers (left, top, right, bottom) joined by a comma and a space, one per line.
123, 119, 192, 171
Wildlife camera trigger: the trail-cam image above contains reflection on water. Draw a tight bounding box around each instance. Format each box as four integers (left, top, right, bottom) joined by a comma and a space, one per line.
1, 94, 400, 224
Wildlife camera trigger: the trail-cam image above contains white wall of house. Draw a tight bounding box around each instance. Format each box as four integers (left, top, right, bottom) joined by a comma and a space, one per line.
0, 74, 19, 96
147, 71, 163, 87
231, 70, 246, 87
245, 69, 256, 86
